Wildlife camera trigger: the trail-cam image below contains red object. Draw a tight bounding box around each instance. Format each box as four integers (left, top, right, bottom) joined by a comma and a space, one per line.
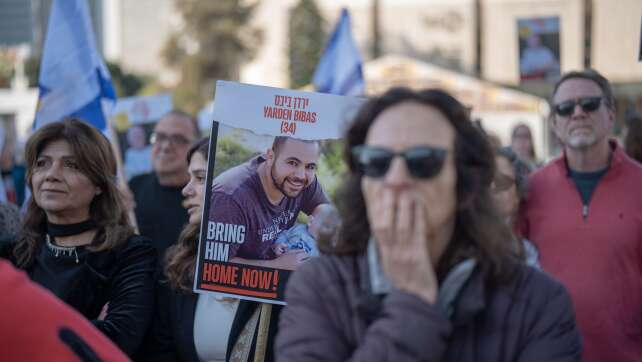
519, 141, 642, 362
0, 260, 129, 361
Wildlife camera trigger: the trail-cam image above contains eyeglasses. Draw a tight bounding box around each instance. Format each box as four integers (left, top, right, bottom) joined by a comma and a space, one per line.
150, 132, 191, 147
352, 145, 448, 179
553, 96, 603, 117
491, 173, 515, 193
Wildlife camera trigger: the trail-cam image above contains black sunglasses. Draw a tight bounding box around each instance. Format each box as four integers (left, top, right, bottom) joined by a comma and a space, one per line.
352, 145, 448, 179
553, 96, 603, 117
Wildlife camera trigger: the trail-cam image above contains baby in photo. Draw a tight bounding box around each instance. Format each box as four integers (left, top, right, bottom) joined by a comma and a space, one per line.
272, 204, 340, 258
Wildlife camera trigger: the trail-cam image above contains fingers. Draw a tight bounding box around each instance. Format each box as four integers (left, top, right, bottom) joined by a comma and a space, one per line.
413, 199, 432, 265
369, 189, 396, 245
395, 191, 414, 245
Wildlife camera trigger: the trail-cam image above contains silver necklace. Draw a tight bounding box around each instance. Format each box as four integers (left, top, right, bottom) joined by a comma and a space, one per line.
46, 234, 80, 264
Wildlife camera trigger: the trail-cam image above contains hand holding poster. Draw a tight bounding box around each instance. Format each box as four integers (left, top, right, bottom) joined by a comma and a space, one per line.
194, 81, 364, 304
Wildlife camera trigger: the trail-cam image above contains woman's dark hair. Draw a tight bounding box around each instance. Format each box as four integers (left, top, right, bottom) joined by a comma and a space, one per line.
496, 146, 530, 200
14, 118, 133, 267
165, 138, 209, 292
326, 88, 520, 283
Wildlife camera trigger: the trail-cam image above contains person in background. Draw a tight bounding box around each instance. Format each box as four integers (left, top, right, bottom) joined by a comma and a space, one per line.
519, 69, 642, 362
624, 112, 642, 164
0, 201, 20, 246
143, 138, 280, 362
0, 259, 129, 362
277, 88, 581, 361
129, 109, 199, 257
3, 118, 157, 357
492, 147, 539, 268
510, 123, 539, 171
124, 125, 153, 180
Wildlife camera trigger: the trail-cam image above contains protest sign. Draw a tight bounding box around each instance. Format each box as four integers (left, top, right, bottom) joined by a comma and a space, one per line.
110, 93, 172, 180
517, 17, 561, 82
194, 81, 364, 304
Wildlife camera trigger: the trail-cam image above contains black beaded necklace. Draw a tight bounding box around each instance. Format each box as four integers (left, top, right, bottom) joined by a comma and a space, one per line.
45, 219, 96, 263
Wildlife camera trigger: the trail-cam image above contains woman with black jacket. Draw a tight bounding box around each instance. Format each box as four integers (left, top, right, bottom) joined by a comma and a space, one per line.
5, 118, 157, 357
143, 138, 279, 362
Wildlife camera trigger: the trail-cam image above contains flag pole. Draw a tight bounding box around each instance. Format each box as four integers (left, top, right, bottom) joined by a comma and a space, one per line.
253, 303, 273, 362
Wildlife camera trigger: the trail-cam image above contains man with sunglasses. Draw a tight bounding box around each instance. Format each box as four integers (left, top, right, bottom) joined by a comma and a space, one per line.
129, 110, 200, 256
519, 70, 642, 362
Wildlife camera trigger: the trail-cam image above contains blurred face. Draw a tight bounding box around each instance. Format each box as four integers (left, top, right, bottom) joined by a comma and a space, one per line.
491, 156, 519, 219
267, 139, 320, 198
127, 126, 147, 149
552, 78, 614, 151
31, 139, 101, 223
151, 115, 197, 178
182, 152, 207, 226
361, 102, 457, 263
511, 126, 533, 160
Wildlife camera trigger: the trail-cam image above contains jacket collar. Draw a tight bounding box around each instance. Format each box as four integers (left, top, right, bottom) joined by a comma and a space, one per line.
555, 140, 625, 178
358, 241, 487, 326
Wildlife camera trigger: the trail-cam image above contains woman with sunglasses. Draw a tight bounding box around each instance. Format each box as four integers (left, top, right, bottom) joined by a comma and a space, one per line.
143, 138, 280, 362
491, 146, 540, 268
276, 88, 581, 361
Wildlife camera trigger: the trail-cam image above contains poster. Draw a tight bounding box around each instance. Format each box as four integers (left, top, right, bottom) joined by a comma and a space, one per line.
194, 81, 365, 304
110, 93, 172, 180
517, 17, 561, 82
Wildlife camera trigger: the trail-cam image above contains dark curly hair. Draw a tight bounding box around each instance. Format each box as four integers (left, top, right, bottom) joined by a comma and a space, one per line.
325, 88, 520, 283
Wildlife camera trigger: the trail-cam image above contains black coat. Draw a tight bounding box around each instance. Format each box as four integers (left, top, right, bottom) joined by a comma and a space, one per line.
142, 278, 281, 362
6, 234, 157, 357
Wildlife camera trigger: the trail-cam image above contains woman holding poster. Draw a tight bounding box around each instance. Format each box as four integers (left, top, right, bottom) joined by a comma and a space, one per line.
3, 118, 157, 356
276, 88, 582, 361
143, 138, 280, 362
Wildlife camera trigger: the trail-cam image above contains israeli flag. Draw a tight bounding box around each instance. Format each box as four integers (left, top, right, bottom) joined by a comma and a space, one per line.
34, 0, 116, 131
313, 8, 365, 96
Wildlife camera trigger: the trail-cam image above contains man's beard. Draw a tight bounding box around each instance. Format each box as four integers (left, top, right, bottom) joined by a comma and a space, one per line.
566, 132, 597, 150
270, 164, 306, 199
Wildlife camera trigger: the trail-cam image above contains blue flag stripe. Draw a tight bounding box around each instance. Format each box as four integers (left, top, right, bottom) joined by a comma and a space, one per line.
313, 8, 365, 96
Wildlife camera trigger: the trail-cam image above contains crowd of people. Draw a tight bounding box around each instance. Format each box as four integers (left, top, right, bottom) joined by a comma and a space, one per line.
0, 68, 641, 361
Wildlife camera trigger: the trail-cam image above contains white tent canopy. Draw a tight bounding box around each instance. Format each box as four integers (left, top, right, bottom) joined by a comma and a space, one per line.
364, 55, 552, 159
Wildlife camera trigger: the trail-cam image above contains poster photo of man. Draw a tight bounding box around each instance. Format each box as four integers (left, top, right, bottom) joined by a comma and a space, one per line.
194, 81, 363, 304
207, 127, 339, 272
518, 16, 561, 82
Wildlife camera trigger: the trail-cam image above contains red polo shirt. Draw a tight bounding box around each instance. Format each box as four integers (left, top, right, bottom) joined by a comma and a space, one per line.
519, 142, 642, 362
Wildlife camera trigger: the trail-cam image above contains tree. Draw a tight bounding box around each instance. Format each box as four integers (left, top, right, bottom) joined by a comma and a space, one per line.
212, 137, 257, 178
106, 62, 149, 97
164, 0, 262, 114
288, 0, 326, 89
23, 57, 148, 97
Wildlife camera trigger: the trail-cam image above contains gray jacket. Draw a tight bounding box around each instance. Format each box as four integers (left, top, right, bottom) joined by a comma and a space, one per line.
276, 251, 581, 362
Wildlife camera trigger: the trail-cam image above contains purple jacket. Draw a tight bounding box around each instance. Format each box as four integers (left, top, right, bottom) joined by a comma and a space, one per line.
276, 252, 582, 361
